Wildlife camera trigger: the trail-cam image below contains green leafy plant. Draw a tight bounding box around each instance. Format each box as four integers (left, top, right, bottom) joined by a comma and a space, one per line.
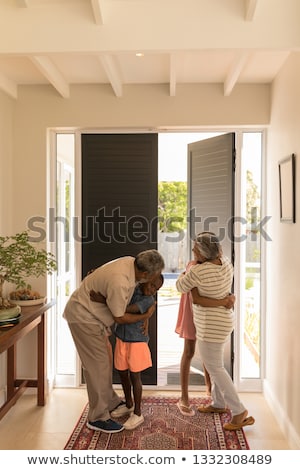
158, 181, 187, 232
0, 231, 57, 299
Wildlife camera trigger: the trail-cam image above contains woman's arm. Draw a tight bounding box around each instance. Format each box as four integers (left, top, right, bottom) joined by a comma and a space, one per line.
191, 288, 235, 308
176, 269, 198, 293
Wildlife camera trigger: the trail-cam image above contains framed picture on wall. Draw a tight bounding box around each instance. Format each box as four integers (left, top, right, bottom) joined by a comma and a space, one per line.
278, 154, 296, 223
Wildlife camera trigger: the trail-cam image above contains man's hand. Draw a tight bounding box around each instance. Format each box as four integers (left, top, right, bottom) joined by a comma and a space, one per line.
144, 303, 156, 319
141, 318, 149, 336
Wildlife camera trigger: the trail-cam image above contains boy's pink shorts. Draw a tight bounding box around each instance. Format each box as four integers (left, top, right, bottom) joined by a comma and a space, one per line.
114, 337, 152, 372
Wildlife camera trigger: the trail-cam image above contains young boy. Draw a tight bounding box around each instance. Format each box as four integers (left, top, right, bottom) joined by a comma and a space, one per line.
110, 274, 164, 430
90, 274, 164, 430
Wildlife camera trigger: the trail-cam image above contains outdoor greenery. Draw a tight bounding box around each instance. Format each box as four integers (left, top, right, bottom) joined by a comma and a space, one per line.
246, 170, 260, 224
244, 300, 260, 362
0, 231, 57, 299
158, 171, 259, 233
158, 181, 187, 232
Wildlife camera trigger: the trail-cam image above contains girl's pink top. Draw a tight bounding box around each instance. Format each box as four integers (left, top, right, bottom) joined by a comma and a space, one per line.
175, 261, 197, 340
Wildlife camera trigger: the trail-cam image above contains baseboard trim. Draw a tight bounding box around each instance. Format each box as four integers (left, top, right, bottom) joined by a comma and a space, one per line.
263, 379, 300, 449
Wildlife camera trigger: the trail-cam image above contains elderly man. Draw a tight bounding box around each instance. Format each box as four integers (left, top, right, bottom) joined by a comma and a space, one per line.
63, 249, 164, 433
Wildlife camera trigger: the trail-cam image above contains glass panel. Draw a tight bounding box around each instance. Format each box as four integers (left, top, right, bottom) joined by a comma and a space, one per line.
55, 134, 76, 379
64, 169, 71, 273
240, 132, 262, 379
56, 281, 75, 374
56, 160, 62, 277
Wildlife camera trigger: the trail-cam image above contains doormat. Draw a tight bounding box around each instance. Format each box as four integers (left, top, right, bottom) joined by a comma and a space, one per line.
167, 372, 205, 386
64, 396, 250, 450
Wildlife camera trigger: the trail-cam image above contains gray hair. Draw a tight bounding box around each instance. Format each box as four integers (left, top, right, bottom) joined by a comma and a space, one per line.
135, 249, 165, 275
194, 232, 222, 261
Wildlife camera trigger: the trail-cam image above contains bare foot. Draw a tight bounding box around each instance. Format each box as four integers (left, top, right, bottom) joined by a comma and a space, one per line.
177, 400, 195, 416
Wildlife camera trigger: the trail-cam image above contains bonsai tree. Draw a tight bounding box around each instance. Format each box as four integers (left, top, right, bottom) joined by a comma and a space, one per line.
0, 230, 57, 300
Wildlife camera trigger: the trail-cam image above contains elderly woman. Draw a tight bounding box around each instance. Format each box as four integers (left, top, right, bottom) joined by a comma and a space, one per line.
176, 232, 254, 430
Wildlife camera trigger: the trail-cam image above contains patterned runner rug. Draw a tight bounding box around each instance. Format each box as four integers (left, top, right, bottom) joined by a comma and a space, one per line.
64, 396, 250, 450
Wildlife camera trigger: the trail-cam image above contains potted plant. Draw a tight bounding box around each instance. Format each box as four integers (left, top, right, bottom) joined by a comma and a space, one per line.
0, 230, 57, 307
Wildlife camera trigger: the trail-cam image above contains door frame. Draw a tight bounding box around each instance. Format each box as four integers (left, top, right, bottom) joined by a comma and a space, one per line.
49, 127, 266, 392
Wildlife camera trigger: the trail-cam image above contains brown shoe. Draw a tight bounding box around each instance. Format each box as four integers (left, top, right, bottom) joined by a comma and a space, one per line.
223, 416, 255, 430
197, 404, 227, 413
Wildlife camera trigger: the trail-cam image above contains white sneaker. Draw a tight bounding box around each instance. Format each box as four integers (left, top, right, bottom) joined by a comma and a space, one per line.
123, 413, 144, 430
111, 402, 134, 418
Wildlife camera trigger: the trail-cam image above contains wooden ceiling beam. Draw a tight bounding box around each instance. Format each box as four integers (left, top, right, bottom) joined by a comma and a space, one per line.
245, 0, 259, 21
90, 0, 105, 25
16, 0, 29, 7
0, 72, 18, 99
169, 54, 177, 97
224, 52, 249, 96
98, 54, 123, 97
30, 56, 70, 98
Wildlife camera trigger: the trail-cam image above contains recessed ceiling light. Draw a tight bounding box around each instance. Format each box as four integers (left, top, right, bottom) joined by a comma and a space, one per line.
135, 52, 144, 57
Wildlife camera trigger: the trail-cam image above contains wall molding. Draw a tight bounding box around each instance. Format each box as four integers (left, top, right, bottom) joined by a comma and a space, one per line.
264, 379, 300, 449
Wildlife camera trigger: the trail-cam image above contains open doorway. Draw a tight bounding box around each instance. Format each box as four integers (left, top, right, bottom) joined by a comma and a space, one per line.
157, 131, 223, 388
157, 131, 262, 391
52, 129, 263, 391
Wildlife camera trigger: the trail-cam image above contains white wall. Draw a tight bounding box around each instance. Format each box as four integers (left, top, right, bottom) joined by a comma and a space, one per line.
264, 52, 300, 448
0, 91, 14, 404
0, 91, 14, 235
11, 82, 269, 230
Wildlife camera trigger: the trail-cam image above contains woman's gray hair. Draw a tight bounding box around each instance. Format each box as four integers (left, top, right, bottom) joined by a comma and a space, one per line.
194, 232, 222, 261
135, 249, 165, 275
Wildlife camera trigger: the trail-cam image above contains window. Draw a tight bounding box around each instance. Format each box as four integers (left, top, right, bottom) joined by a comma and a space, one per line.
239, 132, 262, 382
55, 134, 76, 386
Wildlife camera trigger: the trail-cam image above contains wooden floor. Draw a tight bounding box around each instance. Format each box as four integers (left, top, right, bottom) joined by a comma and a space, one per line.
0, 387, 290, 450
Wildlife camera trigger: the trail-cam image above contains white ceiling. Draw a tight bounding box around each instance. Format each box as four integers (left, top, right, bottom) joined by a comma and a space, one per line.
0, 0, 299, 100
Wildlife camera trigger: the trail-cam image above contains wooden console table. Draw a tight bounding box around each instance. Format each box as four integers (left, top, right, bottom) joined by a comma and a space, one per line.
0, 300, 55, 420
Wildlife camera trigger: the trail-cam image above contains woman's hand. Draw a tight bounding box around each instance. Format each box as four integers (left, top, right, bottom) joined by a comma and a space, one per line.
191, 289, 236, 309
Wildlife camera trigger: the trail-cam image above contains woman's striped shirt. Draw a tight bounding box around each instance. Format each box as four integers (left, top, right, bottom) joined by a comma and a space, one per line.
176, 256, 234, 343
